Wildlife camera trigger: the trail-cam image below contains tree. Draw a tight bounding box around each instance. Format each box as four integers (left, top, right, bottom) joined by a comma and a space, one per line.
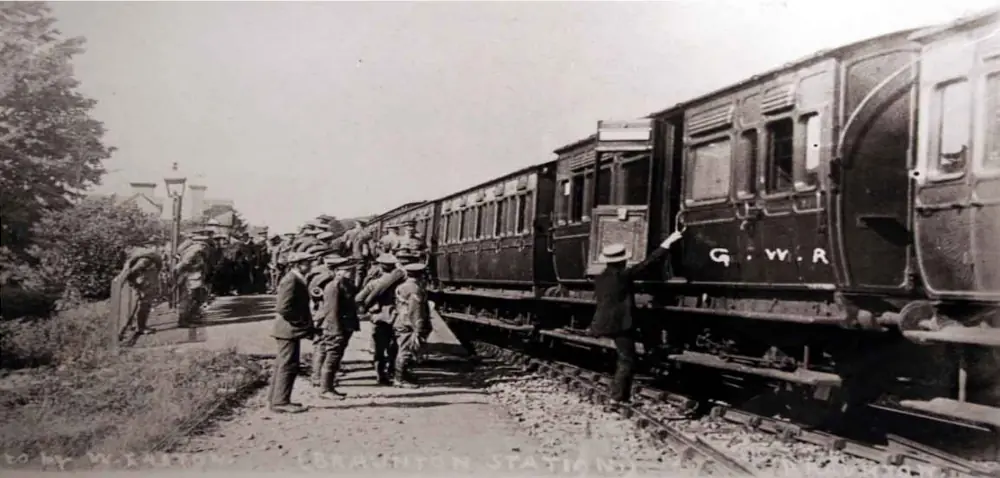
30, 196, 166, 300
0, 2, 115, 258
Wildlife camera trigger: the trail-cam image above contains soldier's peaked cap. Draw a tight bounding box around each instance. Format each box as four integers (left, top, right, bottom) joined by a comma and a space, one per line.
400, 219, 415, 226
323, 254, 351, 266
401, 262, 426, 272
286, 251, 315, 264
316, 231, 335, 241
394, 250, 419, 263
375, 252, 397, 264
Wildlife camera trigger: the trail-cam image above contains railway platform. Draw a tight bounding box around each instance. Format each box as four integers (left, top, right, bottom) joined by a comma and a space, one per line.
90, 295, 677, 476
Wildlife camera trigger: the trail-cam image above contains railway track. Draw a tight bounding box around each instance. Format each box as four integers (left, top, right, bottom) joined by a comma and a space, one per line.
469, 338, 1000, 478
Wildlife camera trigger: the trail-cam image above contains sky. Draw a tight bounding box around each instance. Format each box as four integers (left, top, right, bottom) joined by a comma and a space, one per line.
49, 0, 999, 234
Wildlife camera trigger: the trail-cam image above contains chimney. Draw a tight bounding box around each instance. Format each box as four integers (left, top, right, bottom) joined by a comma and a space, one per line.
187, 184, 207, 221
129, 182, 157, 199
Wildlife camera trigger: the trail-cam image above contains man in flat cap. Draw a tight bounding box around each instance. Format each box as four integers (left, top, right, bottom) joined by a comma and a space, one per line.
355, 252, 404, 385
313, 253, 360, 399
589, 229, 683, 406
269, 250, 318, 414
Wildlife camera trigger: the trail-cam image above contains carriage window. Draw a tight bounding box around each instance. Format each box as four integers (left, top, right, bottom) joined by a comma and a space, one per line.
516, 194, 528, 234
525, 191, 535, 232
800, 114, 821, 188
557, 180, 570, 222
569, 174, 586, 222
686, 138, 732, 201
935, 80, 970, 176
766, 118, 794, 193
984, 73, 1000, 170
621, 154, 650, 205
595, 163, 612, 206
736, 130, 758, 198
476, 204, 485, 238
469, 207, 478, 239
506, 196, 517, 234
583, 168, 594, 220
440, 215, 448, 244
495, 198, 506, 236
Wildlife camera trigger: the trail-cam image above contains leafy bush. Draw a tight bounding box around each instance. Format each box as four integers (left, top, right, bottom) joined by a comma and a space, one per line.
0, 286, 60, 322
30, 196, 166, 302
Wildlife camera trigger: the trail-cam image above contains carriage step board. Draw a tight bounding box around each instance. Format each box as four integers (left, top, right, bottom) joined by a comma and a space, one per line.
898, 398, 1000, 428
538, 329, 647, 355
439, 312, 533, 332
538, 329, 645, 355
667, 351, 843, 387
902, 327, 1000, 347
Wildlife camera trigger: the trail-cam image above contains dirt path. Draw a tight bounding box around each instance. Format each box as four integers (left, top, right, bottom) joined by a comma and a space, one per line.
135, 296, 550, 474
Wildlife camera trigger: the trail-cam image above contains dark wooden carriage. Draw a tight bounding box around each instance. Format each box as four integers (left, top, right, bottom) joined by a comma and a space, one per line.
433, 163, 557, 292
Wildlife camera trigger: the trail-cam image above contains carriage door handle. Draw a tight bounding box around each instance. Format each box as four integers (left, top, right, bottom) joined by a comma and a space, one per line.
734, 202, 761, 231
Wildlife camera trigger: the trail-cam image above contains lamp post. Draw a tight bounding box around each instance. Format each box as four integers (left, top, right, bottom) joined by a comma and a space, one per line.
164, 162, 187, 309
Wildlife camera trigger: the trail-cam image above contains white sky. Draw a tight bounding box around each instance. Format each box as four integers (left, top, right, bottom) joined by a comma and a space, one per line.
49, 0, 999, 234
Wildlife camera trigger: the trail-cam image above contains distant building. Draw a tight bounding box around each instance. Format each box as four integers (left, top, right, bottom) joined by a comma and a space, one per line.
101, 181, 237, 227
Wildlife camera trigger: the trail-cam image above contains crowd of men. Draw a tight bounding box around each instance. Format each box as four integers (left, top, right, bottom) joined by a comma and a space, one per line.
267, 217, 430, 414
117, 229, 274, 341
119, 210, 687, 411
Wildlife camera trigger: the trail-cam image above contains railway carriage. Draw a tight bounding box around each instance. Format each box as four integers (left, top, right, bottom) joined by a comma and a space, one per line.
367, 8, 1000, 454
433, 163, 557, 294
367, 201, 427, 241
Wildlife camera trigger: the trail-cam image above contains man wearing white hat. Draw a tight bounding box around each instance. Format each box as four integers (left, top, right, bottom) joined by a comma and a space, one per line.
269, 250, 318, 414
588, 229, 684, 406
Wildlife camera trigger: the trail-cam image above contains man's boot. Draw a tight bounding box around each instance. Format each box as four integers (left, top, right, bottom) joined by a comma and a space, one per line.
317, 370, 345, 400
376, 361, 391, 385
392, 364, 418, 389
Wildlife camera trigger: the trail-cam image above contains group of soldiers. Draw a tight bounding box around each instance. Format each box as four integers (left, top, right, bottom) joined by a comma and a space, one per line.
266, 217, 427, 292
118, 229, 272, 340
266, 217, 431, 413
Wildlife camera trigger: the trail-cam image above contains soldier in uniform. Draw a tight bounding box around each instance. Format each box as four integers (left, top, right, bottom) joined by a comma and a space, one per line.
344, 221, 371, 288
306, 250, 336, 387
379, 224, 400, 254
174, 231, 213, 328
355, 252, 405, 384
119, 242, 165, 340
314, 253, 359, 398
396, 219, 427, 257
392, 258, 432, 388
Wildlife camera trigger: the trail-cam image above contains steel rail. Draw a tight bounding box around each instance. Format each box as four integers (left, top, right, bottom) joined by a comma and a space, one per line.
469, 336, 1000, 478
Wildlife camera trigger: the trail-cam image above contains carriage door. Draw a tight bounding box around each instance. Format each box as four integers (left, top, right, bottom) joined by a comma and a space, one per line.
585, 120, 655, 276
913, 23, 1000, 300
